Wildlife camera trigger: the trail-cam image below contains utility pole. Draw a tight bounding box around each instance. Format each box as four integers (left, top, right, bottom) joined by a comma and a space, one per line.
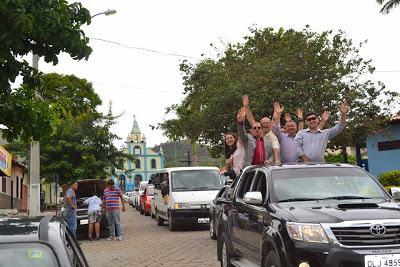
28, 53, 40, 216
187, 150, 190, 167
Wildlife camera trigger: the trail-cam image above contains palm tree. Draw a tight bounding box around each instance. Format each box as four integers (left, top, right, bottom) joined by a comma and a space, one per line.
377, 0, 400, 14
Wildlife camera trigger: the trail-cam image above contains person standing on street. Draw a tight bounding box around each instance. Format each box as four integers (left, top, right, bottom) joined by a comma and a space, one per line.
65, 181, 78, 238
83, 191, 102, 241
40, 186, 46, 212
101, 179, 125, 241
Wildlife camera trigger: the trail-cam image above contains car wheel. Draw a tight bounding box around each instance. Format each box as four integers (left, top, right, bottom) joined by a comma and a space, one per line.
140, 204, 144, 214
210, 217, 217, 240
264, 251, 281, 267
220, 232, 233, 267
156, 212, 164, 226
151, 211, 155, 219
168, 212, 177, 231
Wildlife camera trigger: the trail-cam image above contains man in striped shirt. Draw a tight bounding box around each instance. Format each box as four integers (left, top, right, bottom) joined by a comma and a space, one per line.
101, 179, 126, 241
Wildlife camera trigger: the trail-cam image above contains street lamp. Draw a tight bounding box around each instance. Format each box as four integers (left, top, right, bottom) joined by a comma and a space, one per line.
91, 9, 117, 18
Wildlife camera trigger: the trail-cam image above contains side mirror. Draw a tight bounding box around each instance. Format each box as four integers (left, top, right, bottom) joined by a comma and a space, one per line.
225, 188, 235, 201
141, 193, 145, 197
390, 187, 400, 200
243, 191, 263, 205
135, 188, 139, 191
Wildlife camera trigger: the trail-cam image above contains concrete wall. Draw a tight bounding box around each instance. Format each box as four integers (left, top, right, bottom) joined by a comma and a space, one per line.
366, 124, 400, 179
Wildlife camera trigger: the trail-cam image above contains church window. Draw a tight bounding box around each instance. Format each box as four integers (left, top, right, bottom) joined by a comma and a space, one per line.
151, 159, 156, 169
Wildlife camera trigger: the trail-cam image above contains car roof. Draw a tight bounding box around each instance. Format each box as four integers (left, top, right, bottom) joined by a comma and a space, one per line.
245, 162, 358, 172
156, 166, 220, 172
0, 215, 62, 243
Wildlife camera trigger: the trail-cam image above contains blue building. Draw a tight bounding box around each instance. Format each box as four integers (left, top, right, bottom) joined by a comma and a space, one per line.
110, 116, 164, 192
366, 115, 400, 179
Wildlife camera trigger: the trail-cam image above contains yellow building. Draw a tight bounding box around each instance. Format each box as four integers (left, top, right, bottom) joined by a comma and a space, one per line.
110, 116, 164, 192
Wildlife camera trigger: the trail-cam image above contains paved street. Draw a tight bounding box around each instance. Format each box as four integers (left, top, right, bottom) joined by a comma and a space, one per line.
79, 205, 220, 267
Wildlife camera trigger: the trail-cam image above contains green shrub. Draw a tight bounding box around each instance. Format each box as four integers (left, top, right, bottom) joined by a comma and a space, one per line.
379, 170, 400, 187
324, 153, 358, 165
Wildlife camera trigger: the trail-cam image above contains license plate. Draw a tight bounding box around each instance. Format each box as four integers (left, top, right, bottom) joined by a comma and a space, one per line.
198, 218, 210, 224
365, 254, 400, 267
80, 219, 88, 225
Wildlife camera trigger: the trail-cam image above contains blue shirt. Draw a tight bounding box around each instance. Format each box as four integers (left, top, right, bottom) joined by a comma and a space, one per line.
85, 195, 102, 213
294, 122, 346, 162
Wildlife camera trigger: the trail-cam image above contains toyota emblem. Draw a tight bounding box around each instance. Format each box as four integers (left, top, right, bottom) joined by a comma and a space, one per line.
370, 224, 386, 236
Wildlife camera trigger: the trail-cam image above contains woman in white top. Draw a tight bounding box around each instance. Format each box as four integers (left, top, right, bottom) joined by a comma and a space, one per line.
224, 132, 244, 178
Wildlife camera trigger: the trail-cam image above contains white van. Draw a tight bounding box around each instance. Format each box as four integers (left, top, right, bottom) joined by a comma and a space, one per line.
153, 167, 224, 231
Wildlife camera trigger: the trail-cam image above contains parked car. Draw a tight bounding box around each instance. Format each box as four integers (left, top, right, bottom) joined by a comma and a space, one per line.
153, 167, 224, 231
217, 163, 400, 267
209, 185, 230, 240
134, 181, 148, 211
61, 179, 108, 235
0, 214, 89, 266
124, 191, 133, 203
139, 185, 155, 216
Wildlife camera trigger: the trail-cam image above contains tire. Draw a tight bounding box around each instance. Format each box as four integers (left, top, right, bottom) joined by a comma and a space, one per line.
210, 217, 217, 240
156, 212, 164, 226
168, 212, 177, 231
219, 232, 233, 267
151, 212, 155, 219
264, 251, 281, 267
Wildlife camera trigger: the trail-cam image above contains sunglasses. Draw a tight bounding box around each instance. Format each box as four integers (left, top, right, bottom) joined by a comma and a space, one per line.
252, 126, 262, 130
306, 117, 317, 122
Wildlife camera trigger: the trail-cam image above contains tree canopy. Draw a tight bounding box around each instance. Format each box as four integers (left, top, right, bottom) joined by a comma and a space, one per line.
377, 0, 400, 14
0, 0, 92, 142
5, 73, 134, 185
159, 26, 400, 158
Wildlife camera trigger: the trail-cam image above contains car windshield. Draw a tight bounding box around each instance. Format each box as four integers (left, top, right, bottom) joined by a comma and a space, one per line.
171, 170, 223, 191
272, 167, 388, 203
148, 187, 155, 196
0, 243, 58, 266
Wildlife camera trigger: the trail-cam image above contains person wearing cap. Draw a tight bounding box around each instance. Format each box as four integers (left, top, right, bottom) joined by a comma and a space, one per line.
294, 101, 348, 162
101, 179, 125, 241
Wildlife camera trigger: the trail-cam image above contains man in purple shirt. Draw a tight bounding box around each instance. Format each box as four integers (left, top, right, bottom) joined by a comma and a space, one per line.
273, 102, 329, 163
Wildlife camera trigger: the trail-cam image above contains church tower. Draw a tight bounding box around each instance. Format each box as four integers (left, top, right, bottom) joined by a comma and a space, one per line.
111, 115, 164, 192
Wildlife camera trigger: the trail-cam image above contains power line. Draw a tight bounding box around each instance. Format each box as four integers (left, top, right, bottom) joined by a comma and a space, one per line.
92, 81, 181, 94
89, 36, 400, 74
88, 37, 201, 60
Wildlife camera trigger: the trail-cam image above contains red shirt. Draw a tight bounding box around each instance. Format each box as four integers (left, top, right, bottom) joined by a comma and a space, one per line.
251, 137, 265, 165
103, 187, 122, 210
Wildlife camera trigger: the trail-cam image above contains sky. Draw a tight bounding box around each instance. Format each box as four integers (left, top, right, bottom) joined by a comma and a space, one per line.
33, 0, 400, 148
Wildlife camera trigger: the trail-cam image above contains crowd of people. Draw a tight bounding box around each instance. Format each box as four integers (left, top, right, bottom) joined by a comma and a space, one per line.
223, 95, 349, 179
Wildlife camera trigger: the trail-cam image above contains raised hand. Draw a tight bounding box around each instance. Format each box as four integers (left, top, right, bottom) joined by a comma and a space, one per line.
296, 108, 303, 121
242, 95, 249, 108
274, 102, 284, 114
284, 113, 292, 122
321, 111, 330, 122
340, 101, 348, 114
237, 107, 246, 122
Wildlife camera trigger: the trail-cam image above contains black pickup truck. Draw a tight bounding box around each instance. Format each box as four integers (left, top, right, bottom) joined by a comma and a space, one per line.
217, 163, 400, 267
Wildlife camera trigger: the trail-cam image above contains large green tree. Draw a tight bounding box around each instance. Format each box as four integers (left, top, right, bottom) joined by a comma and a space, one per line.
5, 73, 134, 184
377, 0, 400, 14
160, 27, 399, 158
0, 0, 92, 142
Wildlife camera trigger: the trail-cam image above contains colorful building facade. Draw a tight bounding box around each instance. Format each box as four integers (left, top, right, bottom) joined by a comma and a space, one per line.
366, 116, 400, 179
110, 116, 164, 192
